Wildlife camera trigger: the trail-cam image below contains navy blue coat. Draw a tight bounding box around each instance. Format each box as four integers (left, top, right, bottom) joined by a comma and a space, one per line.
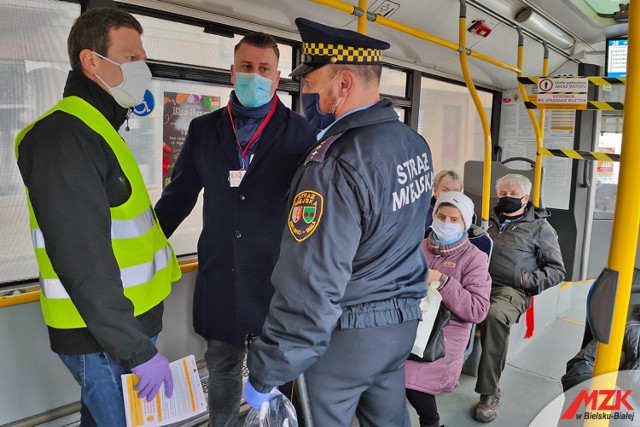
248, 99, 434, 390
154, 97, 316, 347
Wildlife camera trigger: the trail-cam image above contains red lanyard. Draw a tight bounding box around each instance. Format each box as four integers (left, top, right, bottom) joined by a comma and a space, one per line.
227, 96, 278, 166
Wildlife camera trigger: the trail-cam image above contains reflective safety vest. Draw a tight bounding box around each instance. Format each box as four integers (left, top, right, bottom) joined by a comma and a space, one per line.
15, 96, 181, 329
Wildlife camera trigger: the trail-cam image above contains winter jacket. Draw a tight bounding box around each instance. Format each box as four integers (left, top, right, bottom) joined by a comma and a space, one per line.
487, 203, 566, 296
405, 232, 491, 394
562, 319, 640, 392
154, 94, 316, 348
16, 71, 165, 368
248, 99, 433, 391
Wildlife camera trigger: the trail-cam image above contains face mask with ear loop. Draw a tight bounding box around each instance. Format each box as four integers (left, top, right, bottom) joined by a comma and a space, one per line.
93, 51, 152, 108
302, 73, 344, 129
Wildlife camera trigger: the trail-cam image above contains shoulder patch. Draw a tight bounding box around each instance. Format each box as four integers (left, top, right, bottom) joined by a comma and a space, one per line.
288, 190, 324, 242
304, 132, 344, 164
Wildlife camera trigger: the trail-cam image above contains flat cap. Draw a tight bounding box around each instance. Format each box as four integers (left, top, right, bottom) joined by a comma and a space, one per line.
290, 17, 390, 78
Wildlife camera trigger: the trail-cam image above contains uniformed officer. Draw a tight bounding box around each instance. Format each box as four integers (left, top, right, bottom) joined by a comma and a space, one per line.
244, 18, 434, 427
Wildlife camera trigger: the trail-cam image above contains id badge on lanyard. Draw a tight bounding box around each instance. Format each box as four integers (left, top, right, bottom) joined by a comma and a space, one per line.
227, 98, 278, 188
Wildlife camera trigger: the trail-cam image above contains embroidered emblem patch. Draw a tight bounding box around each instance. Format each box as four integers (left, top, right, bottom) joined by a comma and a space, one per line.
288, 190, 324, 242
443, 261, 456, 268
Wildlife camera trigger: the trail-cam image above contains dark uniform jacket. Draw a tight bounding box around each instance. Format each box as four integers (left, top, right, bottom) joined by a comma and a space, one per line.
487, 203, 566, 296
248, 99, 433, 391
17, 71, 161, 368
154, 96, 316, 348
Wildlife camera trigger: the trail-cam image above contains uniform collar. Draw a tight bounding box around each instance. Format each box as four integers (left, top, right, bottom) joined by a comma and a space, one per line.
318, 98, 400, 141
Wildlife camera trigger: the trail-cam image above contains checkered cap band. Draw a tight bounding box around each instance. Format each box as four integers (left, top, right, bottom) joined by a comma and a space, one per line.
303, 43, 382, 63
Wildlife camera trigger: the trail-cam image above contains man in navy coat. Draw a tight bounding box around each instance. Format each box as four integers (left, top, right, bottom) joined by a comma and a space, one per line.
154, 32, 316, 427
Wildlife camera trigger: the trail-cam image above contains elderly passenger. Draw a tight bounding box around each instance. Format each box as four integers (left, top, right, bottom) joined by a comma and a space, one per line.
473, 173, 566, 423
406, 191, 491, 427
425, 170, 462, 232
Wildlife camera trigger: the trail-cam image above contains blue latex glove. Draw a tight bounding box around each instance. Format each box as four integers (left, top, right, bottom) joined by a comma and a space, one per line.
244, 379, 276, 410
131, 353, 173, 402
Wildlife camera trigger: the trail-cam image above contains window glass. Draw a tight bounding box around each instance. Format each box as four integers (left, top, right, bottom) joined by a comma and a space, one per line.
1, 0, 79, 284
594, 131, 621, 213
135, 14, 293, 76
418, 77, 493, 178
380, 67, 406, 97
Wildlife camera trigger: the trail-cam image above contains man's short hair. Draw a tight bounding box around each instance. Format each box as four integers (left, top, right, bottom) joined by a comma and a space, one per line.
67, 8, 143, 73
234, 32, 280, 60
495, 173, 532, 195
328, 64, 382, 85
434, 170, 461, 190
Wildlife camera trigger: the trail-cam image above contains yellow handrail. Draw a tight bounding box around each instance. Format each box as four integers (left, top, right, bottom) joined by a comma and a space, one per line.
536, 43, 549, 207
591, 0, 640, 389
458, 1, 492, 226
358, 0, 367, 34
515, 28, 544, 207
0, 258, 199, 308
308, 0, 521, 73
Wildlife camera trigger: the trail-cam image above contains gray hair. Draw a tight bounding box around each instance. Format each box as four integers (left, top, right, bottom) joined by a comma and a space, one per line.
495, 173, 532, 195
434, 170, 461, 189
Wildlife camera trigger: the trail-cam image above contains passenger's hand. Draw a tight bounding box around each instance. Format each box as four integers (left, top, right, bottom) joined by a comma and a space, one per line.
428, 269, 443, 283
244, 379, 276, 410
131, 353, 174, 402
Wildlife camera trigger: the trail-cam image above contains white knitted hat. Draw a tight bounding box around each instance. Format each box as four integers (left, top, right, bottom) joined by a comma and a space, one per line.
433, 191, 474, 229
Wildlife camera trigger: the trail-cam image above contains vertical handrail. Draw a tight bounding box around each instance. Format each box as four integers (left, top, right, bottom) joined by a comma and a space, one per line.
515, 27, 544, 207
458, 0, 492, 228
591, 0, 640, 391
358, 0, 367, 34
537, 42, 549, 204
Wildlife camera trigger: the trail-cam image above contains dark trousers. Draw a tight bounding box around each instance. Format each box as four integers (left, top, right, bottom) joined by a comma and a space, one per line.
406, 389, 439, 427
304, 320, 418, 427
475, 286, 529, 395
204, 339, 245, 427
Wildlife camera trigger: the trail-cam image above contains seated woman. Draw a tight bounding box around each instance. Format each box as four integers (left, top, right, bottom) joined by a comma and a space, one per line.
405, 191, 492, 427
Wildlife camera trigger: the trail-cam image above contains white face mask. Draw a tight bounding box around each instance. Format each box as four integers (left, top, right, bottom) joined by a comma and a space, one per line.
93, 52, 151, 108
431, 218, 464, 243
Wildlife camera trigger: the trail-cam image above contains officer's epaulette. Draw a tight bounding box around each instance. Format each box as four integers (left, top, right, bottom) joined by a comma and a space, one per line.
304, 132, 344, 164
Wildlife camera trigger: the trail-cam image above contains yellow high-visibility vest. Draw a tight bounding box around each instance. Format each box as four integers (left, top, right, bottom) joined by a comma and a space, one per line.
15, 96, 181, 329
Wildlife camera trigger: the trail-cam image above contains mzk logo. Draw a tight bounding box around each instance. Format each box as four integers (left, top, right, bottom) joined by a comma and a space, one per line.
561, 390, 635, 420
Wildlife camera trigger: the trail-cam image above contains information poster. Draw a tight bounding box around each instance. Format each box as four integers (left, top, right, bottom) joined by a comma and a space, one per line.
163, 92, 220, 187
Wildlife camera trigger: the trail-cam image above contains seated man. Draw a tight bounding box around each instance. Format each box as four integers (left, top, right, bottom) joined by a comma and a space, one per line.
473, 173, 566, 423
426, 170, 462, 233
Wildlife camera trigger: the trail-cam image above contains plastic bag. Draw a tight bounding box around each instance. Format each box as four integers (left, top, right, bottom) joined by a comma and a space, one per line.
243, 390, 298, 427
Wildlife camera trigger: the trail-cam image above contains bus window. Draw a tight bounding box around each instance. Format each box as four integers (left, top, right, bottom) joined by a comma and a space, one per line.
418, 77, 493, 175
0, 0, 80, 285
134, 14, 293, 76
594, 129, 621, 214
380, 67, 406, 98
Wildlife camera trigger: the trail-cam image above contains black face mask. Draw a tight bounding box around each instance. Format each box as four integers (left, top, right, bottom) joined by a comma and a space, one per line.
497, 196, 524, 213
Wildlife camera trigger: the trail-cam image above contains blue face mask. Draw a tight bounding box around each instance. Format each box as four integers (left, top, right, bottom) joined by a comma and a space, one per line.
302, 93, 335, 130
234, 72, 273, 108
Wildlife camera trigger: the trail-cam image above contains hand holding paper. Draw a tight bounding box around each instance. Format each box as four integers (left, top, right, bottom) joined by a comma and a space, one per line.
131, 353, 174, 402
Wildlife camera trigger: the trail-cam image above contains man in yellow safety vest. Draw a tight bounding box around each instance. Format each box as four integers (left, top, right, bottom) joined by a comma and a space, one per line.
14, 8, 181, 426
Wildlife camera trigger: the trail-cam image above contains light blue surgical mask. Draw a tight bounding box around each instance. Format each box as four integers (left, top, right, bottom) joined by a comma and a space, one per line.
234, 72, 273, 108
431, 218, 464, 243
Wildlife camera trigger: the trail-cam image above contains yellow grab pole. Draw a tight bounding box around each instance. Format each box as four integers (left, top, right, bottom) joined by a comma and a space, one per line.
534, 43, 549, 207
458, 0, 492, 227
515, 27, 543, 207
358, 0, 367, 34
592, 0, 640, 381
308, 0, 521, 74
